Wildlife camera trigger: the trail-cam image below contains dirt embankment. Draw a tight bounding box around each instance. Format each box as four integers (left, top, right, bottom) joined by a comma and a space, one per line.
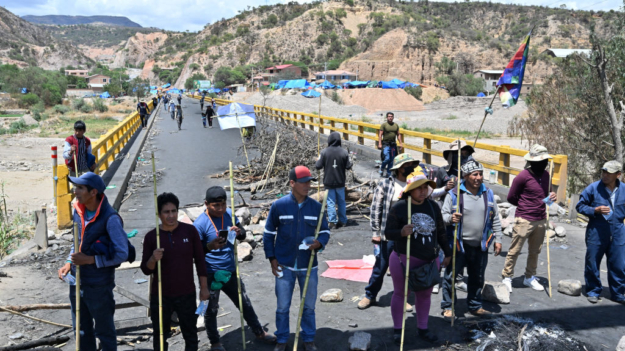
338, 88, 425, 113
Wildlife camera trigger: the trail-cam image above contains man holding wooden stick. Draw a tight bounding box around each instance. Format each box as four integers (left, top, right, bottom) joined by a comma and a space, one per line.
502, 145, 556, 293
263, 166, 330, 351
194, 186, 276, 351
441, 161, 503, 320
140, 192, 209, 351
57, 172, 129, 351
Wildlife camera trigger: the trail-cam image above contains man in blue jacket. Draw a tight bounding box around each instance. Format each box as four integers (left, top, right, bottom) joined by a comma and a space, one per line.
264, 166, 330, 351
57, 172, 129, 351
576, 160, 625, 304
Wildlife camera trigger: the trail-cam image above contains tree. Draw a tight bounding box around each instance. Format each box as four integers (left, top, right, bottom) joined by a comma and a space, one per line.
435, 56, 456, 76
426, 32, 440, 53
126, 78, 149, 100
440, 72, 484, 96
103, 82, 122, 97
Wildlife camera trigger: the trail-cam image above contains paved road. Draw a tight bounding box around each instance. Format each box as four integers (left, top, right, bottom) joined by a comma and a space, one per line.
5, 97, 617, 351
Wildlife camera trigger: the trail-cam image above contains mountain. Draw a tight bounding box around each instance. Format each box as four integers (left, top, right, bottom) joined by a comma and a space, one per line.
0, 7, 92, 69
22, 15, 142, 27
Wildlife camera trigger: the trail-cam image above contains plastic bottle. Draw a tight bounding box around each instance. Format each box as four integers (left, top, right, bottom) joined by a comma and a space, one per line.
63, 273, 76, 286
195, 300, 209, 316
373, 244, 380, 257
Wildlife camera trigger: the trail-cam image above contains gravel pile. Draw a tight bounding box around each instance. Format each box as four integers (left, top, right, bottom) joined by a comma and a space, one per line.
242, 92, 367, 119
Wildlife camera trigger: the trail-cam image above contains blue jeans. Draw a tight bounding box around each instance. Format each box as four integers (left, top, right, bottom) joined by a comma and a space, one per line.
441, 245, 488, 311
365, 240, 394, 300
275, 268, 318, 344
381, 145, 398, 175
585, 239, 625, 301
69, 282, 117, 351
327, 187, 347, 224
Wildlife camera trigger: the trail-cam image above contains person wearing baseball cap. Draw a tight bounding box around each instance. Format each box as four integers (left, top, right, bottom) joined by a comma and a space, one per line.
440, 160, 503, 320
358, 153, 418, 311
576, 160, 625, 304
384, 170, 452, 345
264, 166, 330, 351
57, 172, 129, 351
502, 144, 556, 294
193, 186, 277, 349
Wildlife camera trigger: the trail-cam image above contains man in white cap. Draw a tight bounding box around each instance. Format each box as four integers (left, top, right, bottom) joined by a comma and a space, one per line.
576, 160, 625, 304
501, 144, 557, 293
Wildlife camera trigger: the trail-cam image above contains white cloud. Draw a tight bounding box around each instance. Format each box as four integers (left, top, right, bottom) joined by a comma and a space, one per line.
4, 0, 622, 32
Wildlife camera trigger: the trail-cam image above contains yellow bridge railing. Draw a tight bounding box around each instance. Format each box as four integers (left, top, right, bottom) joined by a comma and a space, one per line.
54, 101, 153, 228
191, 94, 568, 200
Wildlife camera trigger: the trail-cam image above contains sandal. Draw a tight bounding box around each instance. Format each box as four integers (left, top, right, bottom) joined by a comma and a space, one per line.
256, 332, 277, 345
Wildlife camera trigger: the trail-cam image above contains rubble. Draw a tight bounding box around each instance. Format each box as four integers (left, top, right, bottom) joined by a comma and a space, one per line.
235, 207, 251, 226
557, 279, 582, 296
555, 226, 566, 237
348, 332, 371, 351
482, 281, 510, 304
320, 288, 344, 302
237, 242, 253, 261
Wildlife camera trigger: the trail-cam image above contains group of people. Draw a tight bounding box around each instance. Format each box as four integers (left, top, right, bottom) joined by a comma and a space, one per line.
57, 110, 625, 351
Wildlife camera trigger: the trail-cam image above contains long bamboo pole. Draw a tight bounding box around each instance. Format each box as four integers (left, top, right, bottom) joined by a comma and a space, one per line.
399, 201, 412, 351
72, 153, 80, 351
451, 139, 461, 327
546, 160, 554, 298
293, 190, 329, 351
317, 96, 322, 200
229, 161, 246, 350
150, 152, 164, 351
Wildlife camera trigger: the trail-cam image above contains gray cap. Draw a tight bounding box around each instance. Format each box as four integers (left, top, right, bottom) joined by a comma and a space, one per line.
602, 160, 623, 173
461, 160, 484, 176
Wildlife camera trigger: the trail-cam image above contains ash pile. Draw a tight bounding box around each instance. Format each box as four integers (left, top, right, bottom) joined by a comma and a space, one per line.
448, 315, 589, 351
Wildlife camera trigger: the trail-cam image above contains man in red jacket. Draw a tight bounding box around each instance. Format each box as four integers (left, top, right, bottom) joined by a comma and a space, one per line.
63, 120, 95, 176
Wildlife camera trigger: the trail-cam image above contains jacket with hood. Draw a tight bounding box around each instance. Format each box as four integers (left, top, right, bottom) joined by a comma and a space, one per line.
315, 132, 353, 189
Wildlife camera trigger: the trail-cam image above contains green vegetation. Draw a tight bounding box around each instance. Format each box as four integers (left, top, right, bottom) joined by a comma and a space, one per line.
0, 65, 67, 106
404, 86, 423, 100
436, 73, 485, 97
92, 98, 108, 113
0, 114, 23, 118
185, 73, 208, 90
44, 25, 158, 47
0, 184, 33, 258
399, 123, 496, 139
44, 115, 120, 139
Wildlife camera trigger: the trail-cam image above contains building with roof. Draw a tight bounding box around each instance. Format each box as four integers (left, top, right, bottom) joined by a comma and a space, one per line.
474, 69, 503, 92
251, 64, 304, 87
541, 48, 592, 58
314, 70, 357, 82
86, 74, 111, 92
65, 69, 89, 77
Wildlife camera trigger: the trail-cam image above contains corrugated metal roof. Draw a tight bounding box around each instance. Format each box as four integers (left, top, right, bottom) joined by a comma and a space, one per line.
314, 70, 357, 76
542, 49, 592, 58
474, 70, 504, 75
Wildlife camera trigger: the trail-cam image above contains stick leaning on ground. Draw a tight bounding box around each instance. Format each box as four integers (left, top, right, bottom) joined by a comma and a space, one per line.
229, 161, 246, 350
150, 152, 164, 351
71, 151, 81, 351
546, 161, 554, 298
293, 190, 329, 351
399, 201, 412, 351
451, 138, 461, 327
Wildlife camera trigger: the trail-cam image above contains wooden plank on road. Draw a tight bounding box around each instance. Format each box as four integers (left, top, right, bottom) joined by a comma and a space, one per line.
113, 286, 150, 308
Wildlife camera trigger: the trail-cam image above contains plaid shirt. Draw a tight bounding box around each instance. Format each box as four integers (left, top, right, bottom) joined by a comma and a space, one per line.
370, 176, 396, 241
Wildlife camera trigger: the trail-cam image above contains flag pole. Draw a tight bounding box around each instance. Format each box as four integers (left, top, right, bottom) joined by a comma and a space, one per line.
151, 152, 164, 351
546, 160, 554, 298
399, 200, 412, 351
473, 92, 499, 147
451, 138, 461, 327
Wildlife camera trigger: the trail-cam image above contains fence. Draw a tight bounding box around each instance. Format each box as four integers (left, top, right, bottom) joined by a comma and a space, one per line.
53, 101, 152, 228
193, 95, 568, 200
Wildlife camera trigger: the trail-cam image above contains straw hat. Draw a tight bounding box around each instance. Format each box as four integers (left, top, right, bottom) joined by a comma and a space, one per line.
403, 171, 436, 195
524, 144, 552, 162
443, 139, 475, 160
390, 153, 419, 171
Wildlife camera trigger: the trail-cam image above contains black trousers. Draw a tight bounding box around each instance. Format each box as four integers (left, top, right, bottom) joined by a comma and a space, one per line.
441, 245, 488, 311
150, 292, 198, 351
205, 273, 263, 345
140, 113, 147, 127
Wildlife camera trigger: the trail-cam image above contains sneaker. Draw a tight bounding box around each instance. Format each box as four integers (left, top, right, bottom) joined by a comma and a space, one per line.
455, 281, 468, 292
432, 284, 440, 294
405, 303, 413, 312
357, 297, 373, 310
587, 296, 600, 304
469, 308, 492, 317
273, 343, 287, 351
303, 342, 317, 351
523, 276, 545, 291
502, 277, 513, 293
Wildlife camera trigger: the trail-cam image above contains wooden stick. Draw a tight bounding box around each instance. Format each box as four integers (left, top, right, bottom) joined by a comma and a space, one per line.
0, 306, 71, 329
399, 201, 412, 351
473, 92, 499, 147
0, 336, 70, 351
150, 152, 164, 351
293, 190, 328, 351
451, 138, 461, 327
0, 304, 71, 312
546, 160, 554, 298
230, 162, 246, 350
235, 113, 251, 170
72, 219, 81, 351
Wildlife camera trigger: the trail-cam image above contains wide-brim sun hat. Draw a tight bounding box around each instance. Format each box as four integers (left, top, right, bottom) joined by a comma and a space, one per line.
390, 153, 419, 170
443, 139, 475, 160
403, 171, 436, 195
524, 144, 553, 162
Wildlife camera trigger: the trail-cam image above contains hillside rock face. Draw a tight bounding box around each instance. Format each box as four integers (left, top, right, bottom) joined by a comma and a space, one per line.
111, 32, 168, 68
0, 7, 91, 69
22, 15, 142, 27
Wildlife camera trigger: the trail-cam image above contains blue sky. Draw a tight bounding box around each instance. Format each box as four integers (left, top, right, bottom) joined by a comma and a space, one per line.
4, 0, 623, 32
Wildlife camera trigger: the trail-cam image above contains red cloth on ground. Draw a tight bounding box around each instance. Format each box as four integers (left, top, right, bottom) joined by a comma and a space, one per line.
321, 259, 374, 283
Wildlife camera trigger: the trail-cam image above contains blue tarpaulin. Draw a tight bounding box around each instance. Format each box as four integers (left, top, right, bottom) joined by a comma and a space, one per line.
477, 92, 486, 97
208, 88, 221, 93
149, 90, 158, 95
301, 90, 321, 98
344, 81, 369, 88
169, 88, 181, 94
99, 91, 111, 98
381, 81, 399, 89
216, 103, 256, 130
320, 81, 335, 89
390, 78, 404, 85
161, 83, 171, 88
21, 88, 28, 94
284, 79, 310, 89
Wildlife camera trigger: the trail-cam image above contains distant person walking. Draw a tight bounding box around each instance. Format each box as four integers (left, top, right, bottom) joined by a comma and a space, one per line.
204, 104, 215, 129
137, 100, 150, 128
63, 120, 95, 176
200, 94, 205, 111
576, 161, 625, 305
168, 100, 176, 121
175, 104, 184, 131
315, 132, 353, 229
152, 96, 158, 108
177, 94, 182, 105
378, 112, 403, 178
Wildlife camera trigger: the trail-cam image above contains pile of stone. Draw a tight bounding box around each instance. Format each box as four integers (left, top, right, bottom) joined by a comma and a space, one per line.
495, 195, 568, 241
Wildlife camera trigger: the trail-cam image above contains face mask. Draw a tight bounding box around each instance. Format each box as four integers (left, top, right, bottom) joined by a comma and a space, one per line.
461, 155, 470, 165
530, 160, 548, 174
402, 165, 416, 177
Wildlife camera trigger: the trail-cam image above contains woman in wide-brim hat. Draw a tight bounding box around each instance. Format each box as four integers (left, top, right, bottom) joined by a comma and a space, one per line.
384, 171, 452, 345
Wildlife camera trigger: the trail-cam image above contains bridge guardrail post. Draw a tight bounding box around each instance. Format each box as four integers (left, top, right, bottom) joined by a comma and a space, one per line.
308, 116, 314, 131
498, 145, 511, 186
423, 133, 432, 164
300, 114, 305, 129
56, 165, 73, 229
342, 122, 349, 141
358, 126, 364, 145
319, 118, 324, 135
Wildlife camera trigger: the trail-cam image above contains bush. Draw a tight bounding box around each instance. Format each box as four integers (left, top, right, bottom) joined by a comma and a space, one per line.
20, 93, 40, 107
32, 101, 46, 121
404, 86, 423, 100
330, 90, 343, 105
53, 104, 70, 114
92, 98, 108, 113
80, 103, 94, 113
72, 98, 86, 111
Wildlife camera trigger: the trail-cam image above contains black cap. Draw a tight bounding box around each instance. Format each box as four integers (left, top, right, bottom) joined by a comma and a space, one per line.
205, 186, 227, 203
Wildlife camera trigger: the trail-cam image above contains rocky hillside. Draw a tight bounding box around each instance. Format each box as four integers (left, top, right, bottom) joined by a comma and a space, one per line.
128, 0, 616, 88
22, 15, 141, 27
0, 7, 92, 69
